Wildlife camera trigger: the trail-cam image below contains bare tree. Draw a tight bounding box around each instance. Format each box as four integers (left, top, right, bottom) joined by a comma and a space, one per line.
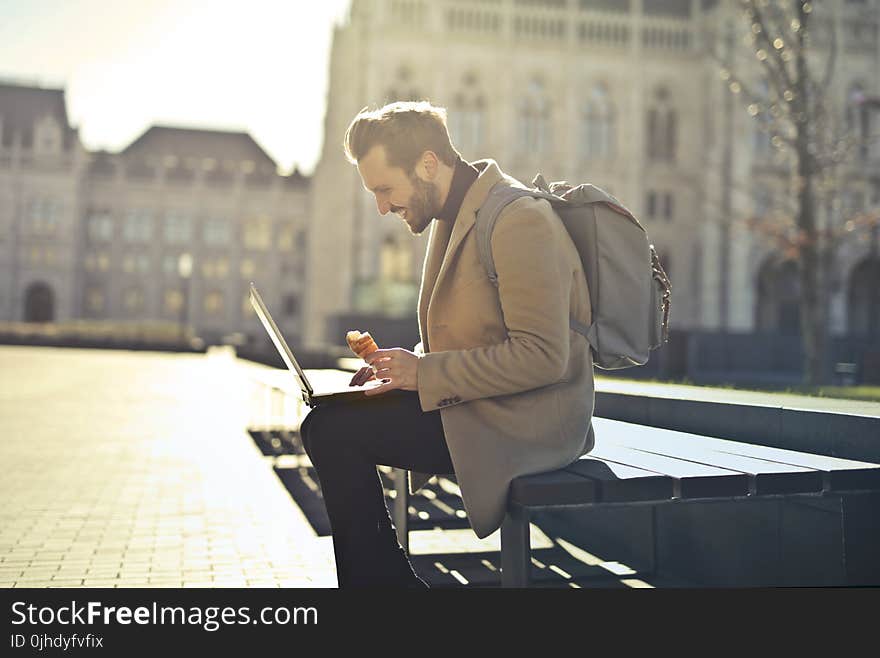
712, 0, 879, 385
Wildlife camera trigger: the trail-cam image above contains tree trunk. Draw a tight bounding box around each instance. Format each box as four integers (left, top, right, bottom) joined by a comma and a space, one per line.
794, 3, 830, 386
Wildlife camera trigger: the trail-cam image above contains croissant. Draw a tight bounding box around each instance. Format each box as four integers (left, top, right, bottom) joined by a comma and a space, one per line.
346, 330, 379, 359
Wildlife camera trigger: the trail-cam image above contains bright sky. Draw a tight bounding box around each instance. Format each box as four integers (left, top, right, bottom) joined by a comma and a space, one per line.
0, 0, 351, 174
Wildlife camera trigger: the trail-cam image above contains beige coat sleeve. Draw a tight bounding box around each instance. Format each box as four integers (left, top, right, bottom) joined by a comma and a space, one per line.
417, 201, 572, 412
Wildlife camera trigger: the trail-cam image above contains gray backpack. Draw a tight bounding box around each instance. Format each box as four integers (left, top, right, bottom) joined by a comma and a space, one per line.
475, 174, 671, 370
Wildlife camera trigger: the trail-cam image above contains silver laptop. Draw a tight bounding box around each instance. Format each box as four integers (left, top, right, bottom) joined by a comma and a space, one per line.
249, 283, 384, 407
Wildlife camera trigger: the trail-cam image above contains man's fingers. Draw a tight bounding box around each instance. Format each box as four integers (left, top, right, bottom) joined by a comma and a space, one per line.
365, 350, 394, 366
350, 366, 376, 386
364, 378, 398, 396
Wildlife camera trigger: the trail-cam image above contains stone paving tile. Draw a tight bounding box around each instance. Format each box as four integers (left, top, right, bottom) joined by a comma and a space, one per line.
0, 346, 338, 589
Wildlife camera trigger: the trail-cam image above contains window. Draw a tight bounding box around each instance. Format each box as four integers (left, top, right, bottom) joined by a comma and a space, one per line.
277, 224, 296, 252
385, 66, 422, 103
582, 83, 614, 160
35, 116, 61, 154
122, 252, 150, 274
647, 86, 677, 162
517, 78, 551, 155
240, 258, 256, 278
203, 217, 230, 245
379, 236, 413, 282
201, 257, 229, 278
663, 193, 674, 221
283, 294, 300, 317
646, 191, 657, 218
848, 258, 880, 335
449, 72, 486, 155
164, 289, 184, 314
754, 186, 772, 218
28, 198, 62, 236
753, 80, 773, 158
243, 217, 272, 250
123, 288, 145, 313
163, 209, 192, 244
204, 291, 224, 316
242, 294, 255, 317
85, 288, 105, 313
123, 209, 153, 243
162, 255, 179, 276
87, 211, 113, 242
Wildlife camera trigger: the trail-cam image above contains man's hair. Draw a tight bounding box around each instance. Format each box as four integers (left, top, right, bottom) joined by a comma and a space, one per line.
343, 101, 460, 172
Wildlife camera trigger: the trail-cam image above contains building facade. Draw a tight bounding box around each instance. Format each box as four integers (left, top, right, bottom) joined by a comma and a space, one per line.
0, 83, 310, 346
304, 0, 880, 353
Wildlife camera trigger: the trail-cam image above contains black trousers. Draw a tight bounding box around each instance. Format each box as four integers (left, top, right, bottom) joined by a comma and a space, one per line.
299, 390, 454, 588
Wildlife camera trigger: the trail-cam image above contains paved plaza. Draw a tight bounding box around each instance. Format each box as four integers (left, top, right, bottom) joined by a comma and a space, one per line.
0, 345, 581, 588
0, 345, 340, 588
6, 345, 871, 589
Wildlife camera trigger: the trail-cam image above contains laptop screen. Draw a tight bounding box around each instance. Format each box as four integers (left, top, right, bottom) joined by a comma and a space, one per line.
248, 283, 314, 399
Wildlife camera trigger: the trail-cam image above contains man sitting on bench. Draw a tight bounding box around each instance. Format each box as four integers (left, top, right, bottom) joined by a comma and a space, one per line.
299, 101, 596, 588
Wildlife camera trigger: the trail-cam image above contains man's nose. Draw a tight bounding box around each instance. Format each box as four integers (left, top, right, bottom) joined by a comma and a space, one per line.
376, 196, 391, 215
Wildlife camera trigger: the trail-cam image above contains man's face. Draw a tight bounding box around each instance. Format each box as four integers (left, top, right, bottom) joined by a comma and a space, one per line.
357, 145, 441, 235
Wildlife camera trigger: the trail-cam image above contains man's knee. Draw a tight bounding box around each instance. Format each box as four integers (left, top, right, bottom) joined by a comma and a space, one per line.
300, 404, 352, 463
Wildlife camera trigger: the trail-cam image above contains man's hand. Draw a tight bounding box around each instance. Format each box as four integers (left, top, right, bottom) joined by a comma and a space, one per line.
348, 365, 376, 387
362, 348, 421, 396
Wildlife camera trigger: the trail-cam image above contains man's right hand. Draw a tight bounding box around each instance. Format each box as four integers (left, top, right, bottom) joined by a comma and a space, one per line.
349, 365, 377, 387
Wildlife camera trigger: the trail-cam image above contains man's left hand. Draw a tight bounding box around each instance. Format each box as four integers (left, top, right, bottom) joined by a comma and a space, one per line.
363, 348, 421, 396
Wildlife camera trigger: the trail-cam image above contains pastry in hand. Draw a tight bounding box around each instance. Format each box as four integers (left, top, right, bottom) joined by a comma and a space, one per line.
346, 330, 379, 359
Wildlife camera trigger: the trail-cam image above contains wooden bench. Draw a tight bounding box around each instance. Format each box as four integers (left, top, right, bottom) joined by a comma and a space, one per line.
393, 416, 880, 587
245, 366, 880, 587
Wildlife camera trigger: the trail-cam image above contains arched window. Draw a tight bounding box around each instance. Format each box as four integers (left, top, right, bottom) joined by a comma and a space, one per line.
647, 86, 677, 162
846, 82, 868, 161
582, 83, 614, 160
34, 116, 62, 155
755, 258, 800, 335
123, 287, 145, 316
847, 257, 880, 336
753, 80, 773, 158
379, 234, 412, 283
385, 66, 422, 103
754, 185, 773, 219
24, 281, 55, 322
449, 72, 486, 156
517, 78, 551, 155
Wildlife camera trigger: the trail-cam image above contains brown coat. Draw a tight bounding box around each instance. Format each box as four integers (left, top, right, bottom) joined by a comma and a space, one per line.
409, 159, 596, 539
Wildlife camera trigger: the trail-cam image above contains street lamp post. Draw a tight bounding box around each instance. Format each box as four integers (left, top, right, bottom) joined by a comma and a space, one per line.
178, 252, 193, 346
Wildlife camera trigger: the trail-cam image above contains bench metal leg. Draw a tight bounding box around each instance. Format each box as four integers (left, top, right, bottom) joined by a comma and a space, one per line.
501, 506, 530, 587
393, 468, 409, 554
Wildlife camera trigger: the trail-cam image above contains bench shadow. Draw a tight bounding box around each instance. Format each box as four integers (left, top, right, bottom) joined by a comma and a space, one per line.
249, 427, 688, 588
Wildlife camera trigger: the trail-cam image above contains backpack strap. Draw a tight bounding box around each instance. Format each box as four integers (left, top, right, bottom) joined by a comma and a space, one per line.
475, 181, 558, 287
475, 183, 533, 287
475, 181, 593, 342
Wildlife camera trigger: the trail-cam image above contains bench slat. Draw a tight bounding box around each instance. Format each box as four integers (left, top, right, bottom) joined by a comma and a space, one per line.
589, 441, 751, 499
593, 419, 823, 495
563, 457, 676, 503
508, 471, 597, 507
594, 418, 880, 492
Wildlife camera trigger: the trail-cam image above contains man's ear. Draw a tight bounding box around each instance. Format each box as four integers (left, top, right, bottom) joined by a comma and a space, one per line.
415, 150, 440, 181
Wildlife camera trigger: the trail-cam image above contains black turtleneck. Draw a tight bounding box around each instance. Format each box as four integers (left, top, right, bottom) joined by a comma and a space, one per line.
435, 156, 480, 223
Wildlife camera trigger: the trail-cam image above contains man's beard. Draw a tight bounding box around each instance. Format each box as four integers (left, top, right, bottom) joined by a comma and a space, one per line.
401, 175, 441, 235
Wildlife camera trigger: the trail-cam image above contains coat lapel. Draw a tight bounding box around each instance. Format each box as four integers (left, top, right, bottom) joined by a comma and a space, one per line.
426, 160, 505, 310
417, 218, 453, 350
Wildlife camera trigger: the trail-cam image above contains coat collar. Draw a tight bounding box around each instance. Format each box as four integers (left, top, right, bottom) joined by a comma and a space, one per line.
418, 159, 508, 340
435, 159, 506, 287
446, 159, 505, 259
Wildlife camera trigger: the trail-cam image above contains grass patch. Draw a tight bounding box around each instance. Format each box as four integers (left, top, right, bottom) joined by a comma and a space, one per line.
596, 375, 880, 403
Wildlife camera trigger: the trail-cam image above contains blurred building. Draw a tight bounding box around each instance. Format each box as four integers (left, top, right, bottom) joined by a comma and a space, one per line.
0, 82, 309, 346
305, 0, 880, 360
